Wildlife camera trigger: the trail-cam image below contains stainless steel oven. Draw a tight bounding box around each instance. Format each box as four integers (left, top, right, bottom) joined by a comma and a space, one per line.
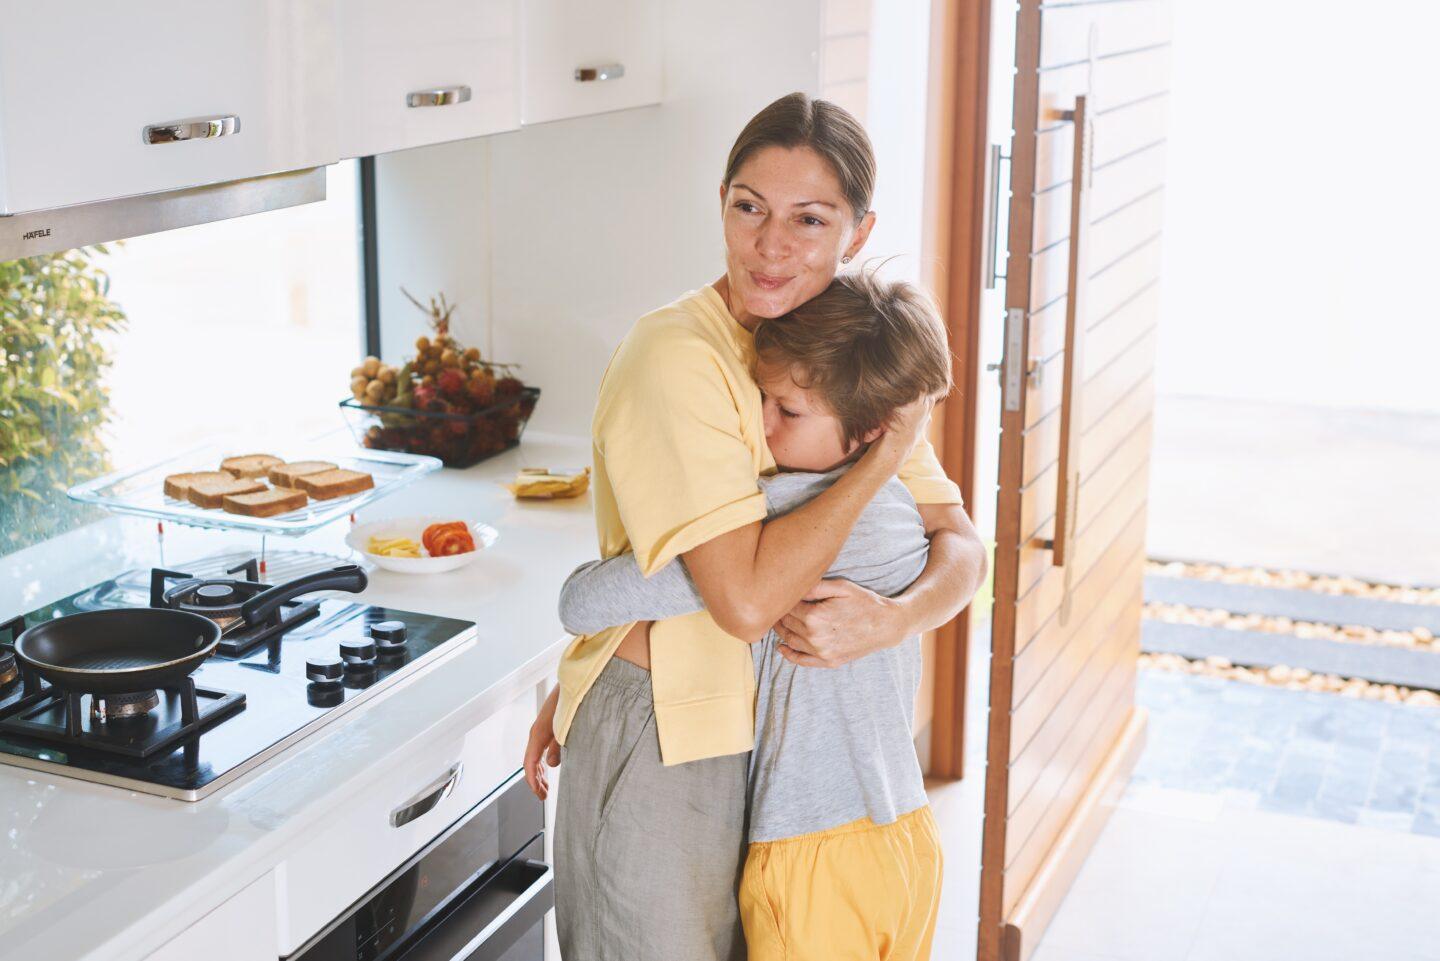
292, 770, 551, 961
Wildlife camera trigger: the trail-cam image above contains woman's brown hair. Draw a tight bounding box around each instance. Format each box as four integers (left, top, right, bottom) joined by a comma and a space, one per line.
723, 92, 876, 224
754, 271, 954, 448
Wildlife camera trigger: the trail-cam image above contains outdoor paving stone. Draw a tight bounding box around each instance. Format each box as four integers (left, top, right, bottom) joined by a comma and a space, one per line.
1136, 670, 1439, 835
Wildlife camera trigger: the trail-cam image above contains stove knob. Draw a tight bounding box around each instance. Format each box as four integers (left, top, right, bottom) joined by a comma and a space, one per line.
307, 683, 345, 708
340, 639, 377, 663
306, 656, 343, 683
369, 620, 408, 645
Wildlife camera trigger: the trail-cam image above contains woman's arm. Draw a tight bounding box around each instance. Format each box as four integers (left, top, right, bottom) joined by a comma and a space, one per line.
774, 503, 988, 667
680, 397, 933, 641
558, 554, 705, 635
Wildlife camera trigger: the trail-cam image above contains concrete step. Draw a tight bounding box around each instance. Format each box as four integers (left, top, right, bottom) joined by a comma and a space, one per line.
1143, 574, 1440, 634
1142, 619, 1440, 692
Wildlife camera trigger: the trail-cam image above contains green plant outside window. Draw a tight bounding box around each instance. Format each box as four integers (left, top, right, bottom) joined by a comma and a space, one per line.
1, 247, 128, 555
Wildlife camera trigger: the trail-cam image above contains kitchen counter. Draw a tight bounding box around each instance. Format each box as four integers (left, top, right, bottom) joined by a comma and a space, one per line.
0, 432, 596, 961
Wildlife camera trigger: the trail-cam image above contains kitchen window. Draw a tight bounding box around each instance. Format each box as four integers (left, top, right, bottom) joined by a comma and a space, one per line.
0, 161, 366, 557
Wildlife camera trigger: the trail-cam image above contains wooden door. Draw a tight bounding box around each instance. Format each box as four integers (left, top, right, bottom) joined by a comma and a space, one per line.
978, 1, 1172, 959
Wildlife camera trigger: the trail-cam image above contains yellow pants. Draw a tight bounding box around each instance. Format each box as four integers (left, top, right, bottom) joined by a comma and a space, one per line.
740, 806, 943, 961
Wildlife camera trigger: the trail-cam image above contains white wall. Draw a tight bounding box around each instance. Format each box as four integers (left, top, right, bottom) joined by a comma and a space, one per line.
1157, 0, 1440, 415
376, 1, 824, 436
860, 0, 933, 285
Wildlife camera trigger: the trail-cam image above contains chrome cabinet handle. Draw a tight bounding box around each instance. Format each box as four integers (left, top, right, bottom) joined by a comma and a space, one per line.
143, 115, 240, 145
390, 762, 464, 828
406, 85, 472, 108
574, 63, 625, 82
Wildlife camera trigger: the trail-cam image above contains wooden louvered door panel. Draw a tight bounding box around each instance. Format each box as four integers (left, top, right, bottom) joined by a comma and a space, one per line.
978, 1, 1171, 959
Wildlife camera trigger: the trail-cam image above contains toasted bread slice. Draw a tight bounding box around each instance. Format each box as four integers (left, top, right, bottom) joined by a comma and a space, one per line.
296, 469, 374, 500
188, 477, 266, 509
221, 454, 284, 479
268, 460, 337, 488
164, 470, 232, 500
222, 487, 308, 518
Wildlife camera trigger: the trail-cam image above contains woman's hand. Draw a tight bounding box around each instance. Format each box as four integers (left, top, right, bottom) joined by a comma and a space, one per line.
773, 578, 906, 667
523, 686, 562, 801
865, 395, 936, 474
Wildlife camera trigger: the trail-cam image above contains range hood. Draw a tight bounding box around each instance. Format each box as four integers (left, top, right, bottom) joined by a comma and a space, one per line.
0, 167, 327, 262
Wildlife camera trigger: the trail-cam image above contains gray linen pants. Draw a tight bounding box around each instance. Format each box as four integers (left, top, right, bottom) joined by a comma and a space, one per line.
555, 657, 749, 961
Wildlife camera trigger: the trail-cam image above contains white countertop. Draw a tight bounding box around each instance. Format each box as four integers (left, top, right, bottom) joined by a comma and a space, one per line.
0, 432, 596, 961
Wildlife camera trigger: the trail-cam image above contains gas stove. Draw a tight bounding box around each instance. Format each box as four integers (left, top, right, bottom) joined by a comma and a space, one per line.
0, 556, 475, 801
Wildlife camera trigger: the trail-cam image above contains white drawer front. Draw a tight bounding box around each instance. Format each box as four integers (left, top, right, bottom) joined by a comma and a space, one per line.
521, 0, 662, 125
338, 0, 520, 159
275, 689, 534, 955
145, 873, 277, 961
0, 0, 338, 215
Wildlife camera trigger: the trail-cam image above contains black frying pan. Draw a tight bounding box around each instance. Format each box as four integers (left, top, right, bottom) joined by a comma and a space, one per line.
15, 608, 221, 694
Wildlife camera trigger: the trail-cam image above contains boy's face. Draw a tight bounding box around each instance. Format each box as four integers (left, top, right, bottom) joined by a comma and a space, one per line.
758, 361, 877, 472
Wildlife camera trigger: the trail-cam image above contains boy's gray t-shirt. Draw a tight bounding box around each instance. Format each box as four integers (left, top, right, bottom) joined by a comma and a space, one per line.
558, 466, 931, 842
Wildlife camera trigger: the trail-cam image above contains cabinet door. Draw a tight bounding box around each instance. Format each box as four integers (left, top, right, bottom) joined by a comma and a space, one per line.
338, 0, 520, 159
0, 0, 338, 215
521, 0, 662, 125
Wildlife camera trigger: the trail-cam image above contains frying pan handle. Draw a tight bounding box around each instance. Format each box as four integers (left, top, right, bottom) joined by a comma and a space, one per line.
240, 565, 369, 627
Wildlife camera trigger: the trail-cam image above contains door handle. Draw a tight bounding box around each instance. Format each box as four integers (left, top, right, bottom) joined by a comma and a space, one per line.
407, 85, 472, 108
1043, 95, 1091, 571
574, 63, 625, 82
983, 143, 1004, 289
143, 115, 240, 145
390, 762, 464, 827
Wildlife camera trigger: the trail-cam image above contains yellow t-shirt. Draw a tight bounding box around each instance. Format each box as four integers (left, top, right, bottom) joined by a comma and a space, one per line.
554, 286, 963, 765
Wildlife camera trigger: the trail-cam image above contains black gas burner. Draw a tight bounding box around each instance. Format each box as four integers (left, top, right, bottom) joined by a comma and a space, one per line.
1, 615, 25, 694
0, 649, 17, 691
92, 689, 160, 722
149, 560, 324, 657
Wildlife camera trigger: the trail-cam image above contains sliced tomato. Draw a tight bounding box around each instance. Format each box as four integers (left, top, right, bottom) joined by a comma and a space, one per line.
422, 521, 469, 555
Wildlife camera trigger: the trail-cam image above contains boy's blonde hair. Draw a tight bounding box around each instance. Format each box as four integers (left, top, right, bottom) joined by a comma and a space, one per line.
753, 272, 953, 447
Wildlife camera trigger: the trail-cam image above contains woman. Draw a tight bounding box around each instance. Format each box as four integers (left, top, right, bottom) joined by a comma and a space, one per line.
524, 92, 987, 960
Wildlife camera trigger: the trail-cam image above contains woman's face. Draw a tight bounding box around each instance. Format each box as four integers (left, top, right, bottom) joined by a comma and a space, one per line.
720, 145, 875, 326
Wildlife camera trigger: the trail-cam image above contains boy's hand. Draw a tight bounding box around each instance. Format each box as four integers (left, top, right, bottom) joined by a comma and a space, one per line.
773, 579, 905, 667
524, 686, 563, 800
865, 395, 935, 474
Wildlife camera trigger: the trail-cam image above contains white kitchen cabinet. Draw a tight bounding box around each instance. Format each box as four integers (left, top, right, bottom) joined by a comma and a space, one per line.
521, 0, 662, 125
145, 873, 278, 961
274, 687, 535, 955
0, 0, 338, 216
338, 0, 520, 159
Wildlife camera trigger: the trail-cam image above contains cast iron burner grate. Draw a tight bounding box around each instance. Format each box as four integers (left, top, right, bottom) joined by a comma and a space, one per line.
0, 675, 245, 759
150, 558, 322, 657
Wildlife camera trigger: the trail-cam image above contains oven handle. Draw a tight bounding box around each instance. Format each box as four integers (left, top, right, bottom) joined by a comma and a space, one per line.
391, 762, 465, 828
402, 859, 554, 961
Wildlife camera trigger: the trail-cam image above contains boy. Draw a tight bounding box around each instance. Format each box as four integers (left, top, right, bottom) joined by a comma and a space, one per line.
559, 272, 952, 960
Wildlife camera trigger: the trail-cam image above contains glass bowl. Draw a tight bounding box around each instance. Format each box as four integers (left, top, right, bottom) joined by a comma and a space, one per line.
340, 386, 540, 469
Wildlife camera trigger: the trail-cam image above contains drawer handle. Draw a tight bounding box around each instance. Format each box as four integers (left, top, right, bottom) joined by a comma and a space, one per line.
574, 63, 625, 82
143, 115, 240, 145
390, 762, 464, 828
406, 85, 472, 108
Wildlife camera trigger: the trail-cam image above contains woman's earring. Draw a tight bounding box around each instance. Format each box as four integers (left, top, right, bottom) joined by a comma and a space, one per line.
842, 256, 852, 264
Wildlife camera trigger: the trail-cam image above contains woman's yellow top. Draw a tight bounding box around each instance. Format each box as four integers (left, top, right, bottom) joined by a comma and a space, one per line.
553, 286, 963, 765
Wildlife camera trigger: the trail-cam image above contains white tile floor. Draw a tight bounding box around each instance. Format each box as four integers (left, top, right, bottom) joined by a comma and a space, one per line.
1032, 791, 1440, 961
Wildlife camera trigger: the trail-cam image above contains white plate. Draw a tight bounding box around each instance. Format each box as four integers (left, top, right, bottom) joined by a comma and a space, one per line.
346, 516, 498, 574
